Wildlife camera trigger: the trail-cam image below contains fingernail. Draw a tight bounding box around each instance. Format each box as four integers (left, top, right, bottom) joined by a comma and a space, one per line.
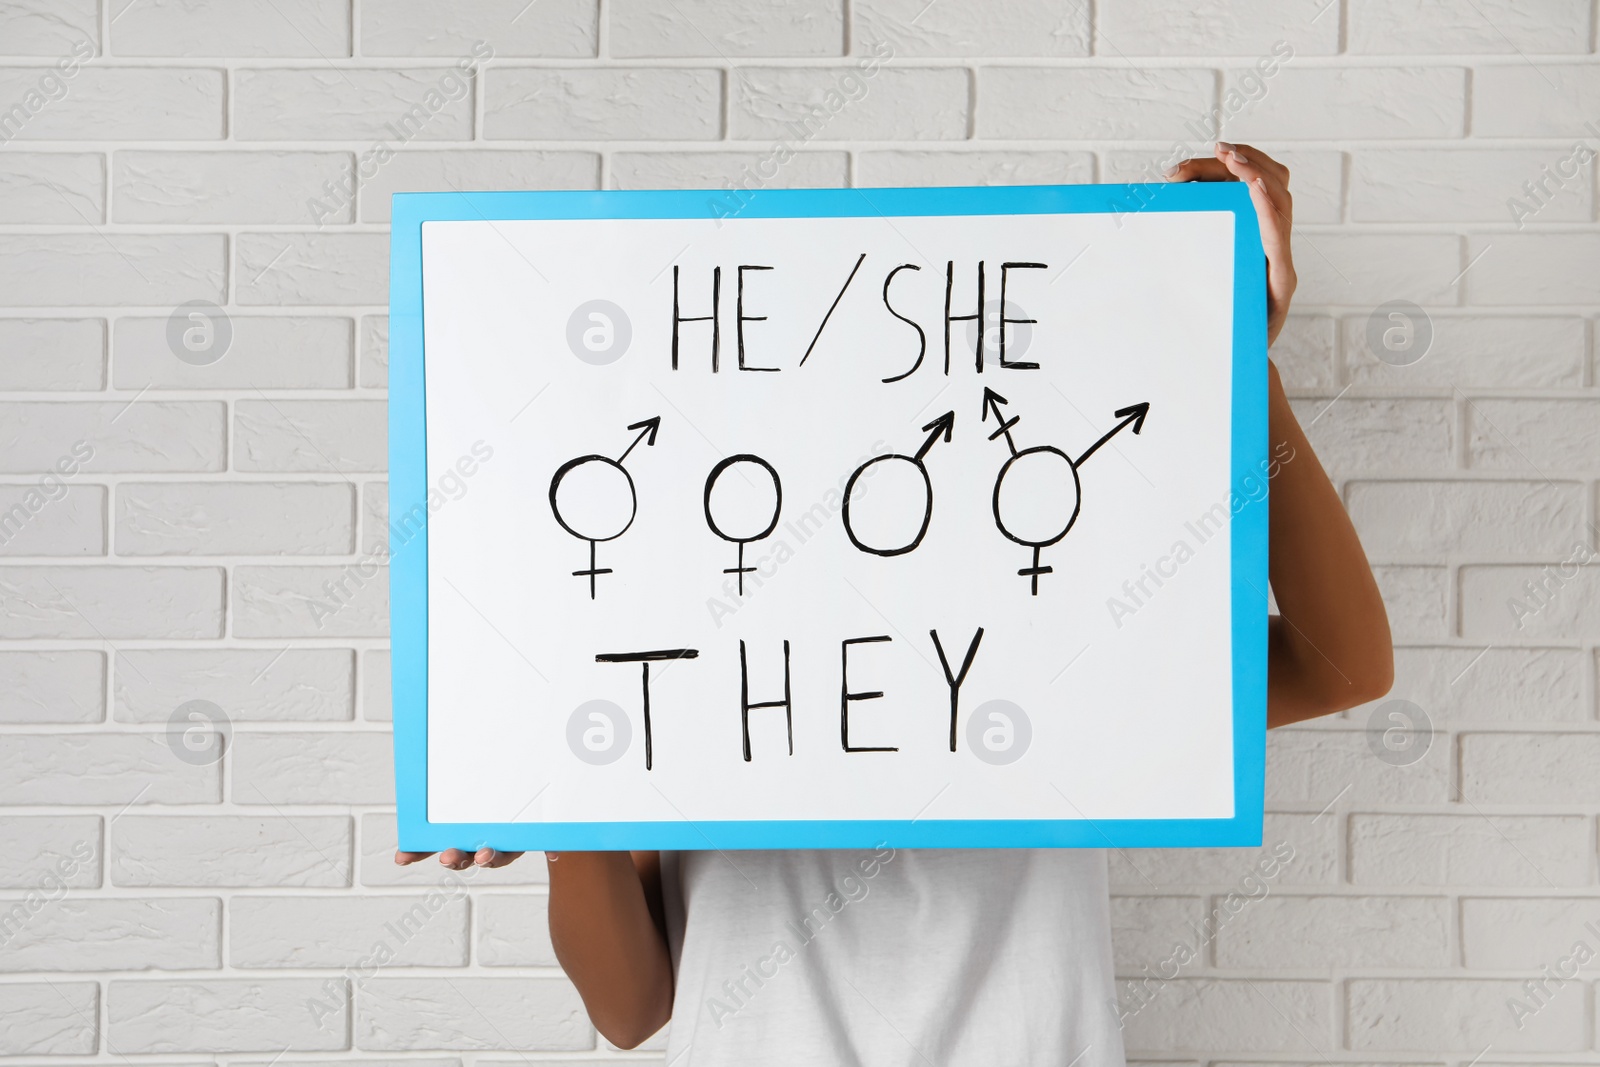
1162, 163, 1179, 178
1215, 141, 1235, 153
475, 848, 494, 866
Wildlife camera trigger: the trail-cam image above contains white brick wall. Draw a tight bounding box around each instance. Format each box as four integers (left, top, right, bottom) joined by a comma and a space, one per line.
0, 1, 1597, 1063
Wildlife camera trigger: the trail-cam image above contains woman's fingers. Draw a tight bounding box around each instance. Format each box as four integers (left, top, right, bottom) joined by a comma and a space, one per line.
1165, 157, 1234, 182
394, 850, 434, 866
393, 847, 526, 868
474, 848, 526, 868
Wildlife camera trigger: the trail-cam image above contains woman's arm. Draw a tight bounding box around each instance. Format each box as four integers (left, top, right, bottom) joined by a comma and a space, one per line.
1172, 143, 1395, 726
397, 846, 672, 1047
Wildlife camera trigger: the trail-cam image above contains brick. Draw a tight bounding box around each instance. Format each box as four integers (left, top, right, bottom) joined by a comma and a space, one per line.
0, 66, 224, 140
0, 401, 224, 473
1291, 233, 1461, 307
1350, 0, 1591, 53
232, 730, 393, 805
359, 812, 548, 886
1289, 398, 1453, 474
855, 0, 1088, 56
1112, 814, 1335, 888
0, 483, 105, 555
1462, 733, 1600, 804
113, 315, 352, 390
0, 982, 97, 1055
0, 319, 103, 390
1462, 563, 1600, 641
1466, 234, 1600, 306
111, 815, 352, 887
1224, 67, 1466, 140
0, 650, 104, 723
108, 979, 348, 1052
1371, 565, 1449, 641
980, 68, 1210, 141
485, 67, 721, 140
1121, 979, 1332, 1054
232, 564, 389, 638
613, 0, 842, 56
0, 234, 225, 306
0, 151, 103, 222
0, 816, 100, 889
0, 897, 219, 972
1343, 314, 1586, 388
1, 0, 99, 56
0, 733, 220, 804
114, 151, 353, 225
115, 482, 354, 556
477, 893, 557, 966
114, 648, 354, 723
734, 65, 968, 141
234, 399, 386, 472
1350, 813, 1592, 887
1214, 895, 1449, 969
361, 481, 386, 554
857, 150, 1091, 187
235, 232, 389, 306
0, 565, 223, 638
1098, 0, 1337, 55
1475, 64, 1600, 137
1109, 895, 1204, 973
1461, 896, 1600, 969
1348, 646, 1585, 724
360, 315, 388, 388
363, 0, 596, 56
359, 150, 599, 222
1265, 728, 1448, 806
1348, 480, 1586, 559
1466, 399, 1600, 472
1353, 148, 1592, 224
357, 977, 590, 1050
364, 649, 392, 721
1268, 315, 1336, 389
235, 68, 473, 141
1348, 978, 1584, 1052
613, 150, 847, 190
230, 893, 467, 967
111, 0, 349, 56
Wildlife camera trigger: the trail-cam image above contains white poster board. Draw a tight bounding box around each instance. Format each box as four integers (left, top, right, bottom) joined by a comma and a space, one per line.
390, 184, 1267, 850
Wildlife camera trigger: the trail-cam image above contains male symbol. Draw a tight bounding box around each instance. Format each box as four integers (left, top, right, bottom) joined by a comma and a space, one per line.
549, 416, 661, 599
983, 388, 1150, 595
841, 410, 956, 557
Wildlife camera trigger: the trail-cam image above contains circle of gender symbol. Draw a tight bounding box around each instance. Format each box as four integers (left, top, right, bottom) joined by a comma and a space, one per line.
704, 455, 782, 595
841, 411, 954, 557
549, 416, 660, 599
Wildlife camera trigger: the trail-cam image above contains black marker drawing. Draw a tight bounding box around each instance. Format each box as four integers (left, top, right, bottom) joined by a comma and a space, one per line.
596, 647, 699, 770
983, 387, 1150, 595
841, 410, 956, 557
799, 252, 866, 366
549, 415, 661, 600
704, 454, 782, 595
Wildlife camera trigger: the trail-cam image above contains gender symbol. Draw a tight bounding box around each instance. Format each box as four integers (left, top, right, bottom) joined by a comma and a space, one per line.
841, 411, 956, 557
982, 387, 1150, 595
549, 415, 661, 599
704, 455, 782, 595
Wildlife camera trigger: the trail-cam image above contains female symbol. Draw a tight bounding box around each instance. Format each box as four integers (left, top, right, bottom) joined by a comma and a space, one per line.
841, 411, 955, 557
549, 416, 660, 599
704, 455, 781, 595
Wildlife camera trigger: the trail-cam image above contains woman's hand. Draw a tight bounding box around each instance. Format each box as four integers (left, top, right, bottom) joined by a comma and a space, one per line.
395, 848, 524, 870
1167, 141, 1297, 346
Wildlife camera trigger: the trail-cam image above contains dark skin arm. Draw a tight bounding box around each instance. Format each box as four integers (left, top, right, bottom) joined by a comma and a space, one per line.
398, 142, 1396, 1045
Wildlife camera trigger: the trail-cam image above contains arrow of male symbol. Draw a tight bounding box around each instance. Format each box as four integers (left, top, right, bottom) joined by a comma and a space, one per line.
982, 388, 1151, 595
548, 415, 662, 599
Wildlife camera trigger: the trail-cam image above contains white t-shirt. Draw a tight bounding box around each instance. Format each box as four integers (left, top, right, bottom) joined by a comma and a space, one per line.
659, 848, 1127, 1066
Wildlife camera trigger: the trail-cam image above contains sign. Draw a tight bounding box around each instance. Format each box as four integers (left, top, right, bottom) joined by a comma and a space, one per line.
390, 183, 1268, 851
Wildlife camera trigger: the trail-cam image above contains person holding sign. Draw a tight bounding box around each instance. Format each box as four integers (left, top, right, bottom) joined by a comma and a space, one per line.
398, 143, 1393, 1064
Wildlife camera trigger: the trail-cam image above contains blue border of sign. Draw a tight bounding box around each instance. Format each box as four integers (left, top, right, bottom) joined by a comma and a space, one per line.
390, 183, 1268, 852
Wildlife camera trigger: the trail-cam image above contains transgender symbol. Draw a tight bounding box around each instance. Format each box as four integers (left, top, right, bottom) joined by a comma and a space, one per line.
841, 410, 956, 557
982, 387, 1150, 595
549, 415, 661, 599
